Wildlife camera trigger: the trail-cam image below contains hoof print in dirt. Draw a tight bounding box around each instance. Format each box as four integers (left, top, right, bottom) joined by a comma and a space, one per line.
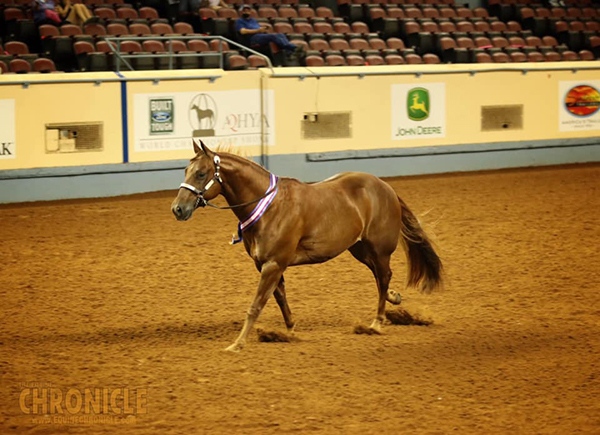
257, 329, 296, 343
353, 325, 381, 335
385, 308, 433, 326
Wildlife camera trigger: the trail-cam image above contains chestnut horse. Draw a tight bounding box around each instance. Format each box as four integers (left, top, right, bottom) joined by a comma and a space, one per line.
171, 141, 443, 352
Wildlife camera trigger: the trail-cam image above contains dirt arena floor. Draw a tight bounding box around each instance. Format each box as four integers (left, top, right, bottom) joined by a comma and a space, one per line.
0, 163, 599, 434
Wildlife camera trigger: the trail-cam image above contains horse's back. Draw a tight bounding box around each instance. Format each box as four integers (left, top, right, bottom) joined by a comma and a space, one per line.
302, 171, 401, 233
313, 172, 400, 207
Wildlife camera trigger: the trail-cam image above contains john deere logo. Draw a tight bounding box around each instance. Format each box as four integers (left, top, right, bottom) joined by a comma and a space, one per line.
407, 88, 430, 121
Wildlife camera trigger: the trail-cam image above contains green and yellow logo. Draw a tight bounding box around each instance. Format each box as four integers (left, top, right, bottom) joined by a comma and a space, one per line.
407, 88, 430, 121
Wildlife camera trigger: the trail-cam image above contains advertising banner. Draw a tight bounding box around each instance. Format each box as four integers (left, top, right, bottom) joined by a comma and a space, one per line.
134, 90, 275, 152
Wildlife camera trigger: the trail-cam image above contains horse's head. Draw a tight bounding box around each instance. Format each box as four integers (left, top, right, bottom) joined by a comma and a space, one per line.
171, 140, 222, 221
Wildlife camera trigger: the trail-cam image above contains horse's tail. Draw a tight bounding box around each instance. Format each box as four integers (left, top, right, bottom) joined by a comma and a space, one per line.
397, 196, 443, 294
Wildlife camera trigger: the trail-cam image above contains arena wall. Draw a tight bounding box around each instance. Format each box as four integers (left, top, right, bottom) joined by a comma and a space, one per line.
1, 63, 599, 203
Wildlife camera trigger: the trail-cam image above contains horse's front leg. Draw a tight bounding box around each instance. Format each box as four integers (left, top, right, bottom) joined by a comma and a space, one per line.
225, 260, 285, 352
274, 276, 295, 332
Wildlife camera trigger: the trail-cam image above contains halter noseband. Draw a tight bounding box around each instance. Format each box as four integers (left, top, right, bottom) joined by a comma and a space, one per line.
179, 155, 223, 209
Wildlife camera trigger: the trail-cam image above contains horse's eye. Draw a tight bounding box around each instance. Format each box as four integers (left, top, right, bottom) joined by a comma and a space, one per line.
196, 172, 206, 179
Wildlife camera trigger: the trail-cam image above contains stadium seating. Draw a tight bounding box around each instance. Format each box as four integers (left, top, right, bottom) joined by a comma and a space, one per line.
0, 0, 598, 72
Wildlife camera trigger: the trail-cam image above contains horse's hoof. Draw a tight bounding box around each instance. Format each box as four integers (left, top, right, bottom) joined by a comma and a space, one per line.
224, 343, 243, 353
386, 290, 402, 305
287, 322, 297, 336
368, 320, 383, 334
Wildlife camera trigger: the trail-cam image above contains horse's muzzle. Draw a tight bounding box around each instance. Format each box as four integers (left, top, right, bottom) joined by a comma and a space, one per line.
171, 202, 193, 221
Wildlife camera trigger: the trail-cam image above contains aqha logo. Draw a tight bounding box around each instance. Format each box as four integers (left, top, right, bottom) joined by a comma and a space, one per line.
222, 113, 268, 132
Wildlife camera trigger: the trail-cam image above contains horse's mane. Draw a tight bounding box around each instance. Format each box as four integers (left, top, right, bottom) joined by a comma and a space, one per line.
213, 144, 246, 157
216, 146, 270, 174
192, 144, 268, 174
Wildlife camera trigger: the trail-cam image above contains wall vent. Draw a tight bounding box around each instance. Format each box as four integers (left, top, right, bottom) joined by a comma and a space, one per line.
481, 105, 523, 131
302, 112, 352, 140
45, 122, 103, 153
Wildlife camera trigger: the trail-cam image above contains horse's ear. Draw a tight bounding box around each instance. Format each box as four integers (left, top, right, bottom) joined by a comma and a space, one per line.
199, 140, 212, 157
192, 139, 201, 155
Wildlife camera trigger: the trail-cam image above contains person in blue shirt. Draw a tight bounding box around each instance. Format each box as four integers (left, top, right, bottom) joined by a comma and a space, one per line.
235, 5, 303, 59
32, 0, 58, 24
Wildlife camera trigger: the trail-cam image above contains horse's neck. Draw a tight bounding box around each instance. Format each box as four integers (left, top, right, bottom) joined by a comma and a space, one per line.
220, 154, 271, 222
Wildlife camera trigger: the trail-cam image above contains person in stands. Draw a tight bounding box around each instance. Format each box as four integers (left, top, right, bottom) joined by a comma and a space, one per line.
208, 0, 230, 10
32, 0, 61, 25
55, 0, 93, 26
235, 5, 303, 60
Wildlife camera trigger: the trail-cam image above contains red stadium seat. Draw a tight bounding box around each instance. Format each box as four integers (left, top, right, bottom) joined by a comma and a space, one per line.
83, 23, 107, 36
188, 39, 210, 52
150, 23, 174, 35
129, 23, 151, 35
226, 54, 248, 70
139, 7, 159, 20
174, 22, 194, 34
94, 7, 116, 20
5, 41, 29, 55
60, 24, 83, 36
305, 54, 325, 66
385, 54, 404, 64
107, 23, 129, 36
33, 58, 57, 72
10, 58, 31, 73
117, 7, 138, 20
248, 54, 268, 68
346, 54, 366, 65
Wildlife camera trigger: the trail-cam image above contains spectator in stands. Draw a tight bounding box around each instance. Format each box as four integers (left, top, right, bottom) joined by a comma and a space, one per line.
179, 0, 203, 16
235, 5, 303, 59
55, 0, 94, 27
208, 0, 230, 10
32, 0, 61, 25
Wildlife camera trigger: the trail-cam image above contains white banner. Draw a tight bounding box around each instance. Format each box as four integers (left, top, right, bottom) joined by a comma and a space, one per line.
0, 99, 16, 159
559, 81, 600, 132
391, 83, 446, 140
133, 90, 275, 152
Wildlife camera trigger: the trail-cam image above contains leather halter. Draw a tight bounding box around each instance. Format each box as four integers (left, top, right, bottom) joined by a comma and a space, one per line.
179, 155, 223, 209
178, 154, 280, 210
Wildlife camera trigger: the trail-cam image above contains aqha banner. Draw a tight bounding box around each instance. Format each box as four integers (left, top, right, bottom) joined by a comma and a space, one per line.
133, 90, 275, 152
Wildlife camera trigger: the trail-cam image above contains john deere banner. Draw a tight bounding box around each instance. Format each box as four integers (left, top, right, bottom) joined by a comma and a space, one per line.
391, 83, 446, 141
559, 81, 600, 132
133, 90, 275, 152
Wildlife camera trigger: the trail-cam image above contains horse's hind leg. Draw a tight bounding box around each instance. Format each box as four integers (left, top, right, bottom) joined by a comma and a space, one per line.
370, 255, 393, 333
349, 241, 395, 333
273, 276, 295, 332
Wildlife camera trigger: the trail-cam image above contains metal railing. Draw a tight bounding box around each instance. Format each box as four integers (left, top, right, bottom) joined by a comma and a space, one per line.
0, 74, 223, 88
270, 64, 600, 80
102, 35, 273, 71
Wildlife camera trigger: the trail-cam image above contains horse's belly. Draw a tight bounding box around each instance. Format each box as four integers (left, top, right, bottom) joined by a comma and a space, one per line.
291, 226, 362, 266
